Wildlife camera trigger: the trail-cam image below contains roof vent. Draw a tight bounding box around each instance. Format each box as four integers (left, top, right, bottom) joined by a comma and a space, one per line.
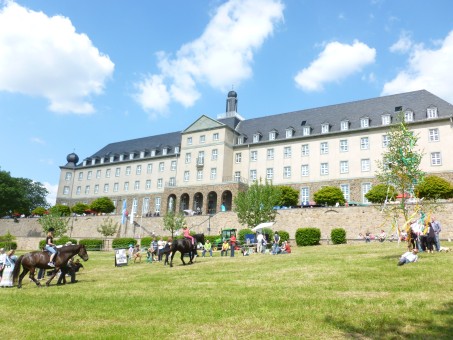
395, 106, 402, 112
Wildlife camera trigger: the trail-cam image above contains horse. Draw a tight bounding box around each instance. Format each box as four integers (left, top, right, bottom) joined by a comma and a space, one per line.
12, 244, 89, 288
169, 234, 205, 267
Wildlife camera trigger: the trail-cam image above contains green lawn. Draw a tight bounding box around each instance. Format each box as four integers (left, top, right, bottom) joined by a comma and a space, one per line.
1, 242, 453, 339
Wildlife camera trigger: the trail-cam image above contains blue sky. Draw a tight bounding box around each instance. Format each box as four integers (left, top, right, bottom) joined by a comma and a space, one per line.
1, 0, 453, 205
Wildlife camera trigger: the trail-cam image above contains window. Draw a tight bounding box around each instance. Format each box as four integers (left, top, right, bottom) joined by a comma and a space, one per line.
145, 164, 152, 174
320, 163, 329, 175
142, 198, 150, 215
237, 136, 244, 145
340, 120, 349, 131
235, 153, 242, 163
301, 164, 309, 176
76, 186, 81, 195
134, 181, 140, 190
320, 142, 329, 154
300, 187, 309, 204
151, 150, 156, 157
251, 150, 257, 161
124, 182, 129, 191
162, 148, 168, 156
253, 134, 260, 143
94, 184, 99, 194
157, 178, 163, 189
283, 146, 292, 158
286, 129, 293, 138
159, 162, 164, 172
169, 177, 176, 187
136, 165, 142, 175
211, 149, 218, 160
321, 123, 329, 133
184, 171, 190, 182
431, 152, 442, 165
302, 126, 310, 136
175, 146, 180, 154
155, 197, 161, 213
269, 131, 276, 140
250, 169, 257, 181
104, 184, 109, 193
234, 171, 241, 182
197, 151, 205, 165
267, 148, 274, 160
197, 170, 203, 181
96, 170, 101, 179
210, 168, 217, 180
132, 198, 138, 216
171, 160, 177, 171
283, 166, 291, 178
114, 183, 119, 192
360, 137, 369, 150
340, 161, 349, 174
382, 114, 391, 125
405, 110, 414, 122
185, 153, 191, 164
87, 171, 92, 180
362, 183, 371, 203
301, 144, 309, 156
361, 159, 370, 172
427, 107, 438, 119
78, 172, 83, 181
200, 135, 205, 144
146, 180, 151, 190
340, 184, 350, 202
213, 133, 219, 141
125, 167, 131, 176
85, 185, 90, 194
266, 168, 273, 180
429, 128, 439, 142
360, 118, 369, 128
115, 168, 121, 177
65, 172, 72, 181
382, 135, 390, 148
187, 137, 192, 145
340, 139, 348, 152
63, 186, 70, 195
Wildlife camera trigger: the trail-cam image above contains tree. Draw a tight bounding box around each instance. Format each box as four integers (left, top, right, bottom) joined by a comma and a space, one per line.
313, 186, 345, 206
415, 175, 453, 200
71, 202, 90, 215
31, 207, 47, 216
38, 212, 69, 237
97, 217, 119, 237
90, 197, 115, 214
365, 184, 397, 204
233, 179, 281, 228
163, 212, 186, 238
0, 170, 48, 216
49, 204, 71, 216
277, 186, 299, 207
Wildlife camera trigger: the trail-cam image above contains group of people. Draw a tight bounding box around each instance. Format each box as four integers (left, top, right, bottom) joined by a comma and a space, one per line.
409, 215, 442, 253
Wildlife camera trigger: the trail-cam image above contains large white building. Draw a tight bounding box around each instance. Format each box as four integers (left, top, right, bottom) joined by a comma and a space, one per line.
57, 89, 453, 216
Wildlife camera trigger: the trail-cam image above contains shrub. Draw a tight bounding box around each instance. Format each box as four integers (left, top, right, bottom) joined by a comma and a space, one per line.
79, 239, 104, 251
141, 237, 153, 247
0, 241, 17, 250
112, 238, 137, 249
295, 228, 321, 246
313, 186, 345, 206
262, 227, 273, 243
204, 235, 218, 245
365, 184, 397, 204
238, 228, 253, 243
49, 204, 71, 216
277, 230, 290, 243
415, 175, 453, 200
330, 228, 347, 245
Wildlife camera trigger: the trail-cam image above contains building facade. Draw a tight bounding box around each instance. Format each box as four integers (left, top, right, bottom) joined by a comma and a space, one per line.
56, 89, 453, 216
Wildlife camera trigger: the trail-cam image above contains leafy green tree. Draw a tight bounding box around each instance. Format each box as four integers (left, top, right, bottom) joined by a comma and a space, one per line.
72, 202, 90, 215
31, 207, 47, 216
38, 212, 69, 237
163, 212, 186, 238
313, 186, 345, 206
233, 179, 280, 228
49, 204, 71, 216
277, 186, 299, 207
365, 184, 397, 204
97, 217, 119, 237
90, 197, 115, 214
0, 170, 48, 216
415, 175, 453, 200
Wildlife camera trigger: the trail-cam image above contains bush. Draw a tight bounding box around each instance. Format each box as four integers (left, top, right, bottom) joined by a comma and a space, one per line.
205, 235, 219, 245
79, 239, 104, 251
330, 228, 347, 245
0, 241, 17, 250
415, 175, 453, 200
295, 228, 321, 246
112, 238, 137, 249
140, 237, 153, 248
238, 228, 253, 243
313, 186, 345, 206
262, 227, 273, 243
365, 184, 397, 203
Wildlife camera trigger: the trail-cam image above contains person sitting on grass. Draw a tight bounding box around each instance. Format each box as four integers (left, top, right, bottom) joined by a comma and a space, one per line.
221, 240, 229, 256
397, 248, 419, 266
378, 230, 387, 242
202, 239, 213, 257
280, 241, 292, 254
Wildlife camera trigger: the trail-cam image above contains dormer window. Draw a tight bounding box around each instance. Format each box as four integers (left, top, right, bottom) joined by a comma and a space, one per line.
404, 110, 414, 122
119, 154, 125, 161
269, 130, 277, 141
427, 106, 438, 119
360, 117, 369, 128
175, 146, 180, 154
237, 136, 243, 145
140, 151, 145, 158
321, 123, 330, 134
253, 133, 261, 143
381, 114, 391, 125
302, 126, 311, 136
151, 149, 156, 157
129, 152, 135, 160
340, 120, 349, 131
162, 148, 168, 156
286, 127, 294, 138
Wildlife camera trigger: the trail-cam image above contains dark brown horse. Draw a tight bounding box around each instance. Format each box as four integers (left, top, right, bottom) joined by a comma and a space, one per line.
12, 244, 89, 288
169, 234, 205, 267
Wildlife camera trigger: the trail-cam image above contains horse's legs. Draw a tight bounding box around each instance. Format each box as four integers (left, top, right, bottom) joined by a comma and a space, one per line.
45, 268, 59, 286
180, 252, 186, 265
28, 267, 41, 287
17, 267, 30, 289
170, 250, 176, 267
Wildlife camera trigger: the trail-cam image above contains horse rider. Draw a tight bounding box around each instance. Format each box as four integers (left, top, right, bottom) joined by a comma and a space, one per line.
45, 228, 57, 267
182, 226, 195, 248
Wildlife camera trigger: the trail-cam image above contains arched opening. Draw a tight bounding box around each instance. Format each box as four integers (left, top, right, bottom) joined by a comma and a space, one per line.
221, 190, 233, 211
193, 192, 203, 215
207, 191, 217, 215
167, 194, 177, 213
180, 193, 190, 213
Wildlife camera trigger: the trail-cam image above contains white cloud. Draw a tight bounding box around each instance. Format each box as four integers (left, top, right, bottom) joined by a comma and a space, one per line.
43, 182, 58, 206
294, 40, 376, 92
382, 30, 453, 103
0, 2, 114, 114
134, 0, 284, 115
31, 137, 46, 145
390, 31, 413, 53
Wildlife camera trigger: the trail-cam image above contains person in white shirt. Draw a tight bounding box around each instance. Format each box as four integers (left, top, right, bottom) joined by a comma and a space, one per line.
256, 232, 264, 254
397, 248, 419, 266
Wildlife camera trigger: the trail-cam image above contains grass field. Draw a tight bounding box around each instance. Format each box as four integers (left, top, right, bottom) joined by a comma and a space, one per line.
1, 242, 453, 339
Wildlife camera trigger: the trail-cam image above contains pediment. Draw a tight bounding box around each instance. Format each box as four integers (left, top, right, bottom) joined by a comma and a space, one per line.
183, 115, 225, 133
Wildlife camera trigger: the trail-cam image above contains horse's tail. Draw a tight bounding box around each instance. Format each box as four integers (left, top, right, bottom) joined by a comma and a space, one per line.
12, 254, 24, 283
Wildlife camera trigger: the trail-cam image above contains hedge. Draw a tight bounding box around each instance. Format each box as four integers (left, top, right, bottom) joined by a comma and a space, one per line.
238, 228, 253, 243
112, 238, 137, 249
330, 228, 347, 245
295, 228, 321, 246
0, 241, 17, 250
79, 239, 104, 251
277, 230, 290, 243
39, 237, 78, 249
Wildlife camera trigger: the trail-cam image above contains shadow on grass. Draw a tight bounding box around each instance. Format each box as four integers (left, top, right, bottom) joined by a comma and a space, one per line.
326, 301, 453, 339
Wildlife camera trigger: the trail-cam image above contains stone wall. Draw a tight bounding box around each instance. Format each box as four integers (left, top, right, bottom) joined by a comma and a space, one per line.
1, 203, 451, 250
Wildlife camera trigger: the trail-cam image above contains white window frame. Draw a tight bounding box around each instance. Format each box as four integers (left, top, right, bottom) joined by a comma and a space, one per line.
251, 150, 257, 162
125, 167, 131, 176
361, 159, 370, 172
171, 160, 177, 171
253, 134, 260, 143
157, 178, 163, 189
267, 148, 274, 160
266, 168, 273, 180
431, 152, 442, 166
159, 162, 164, 172
269, 131, 276, 141
185, 153, 191, 164
381, 114, 391, 125
300, 187, 309, 204
237, 136, 244, 145
283, 146, 292, 158
197, 170, 203, 181
360, 137, 369, 150
94, 184, 99, 194
382, 135, 390, 148
87, 171, 92, 180
360, 118, 369, 128
302, 126, 310, 136
134, 181, 140, 190
114, 183, 119, 192
283, 166, 291, 178
320, 163, 329, 175
429, 128, 439, 142
362, 183, 371, 203
427, 107, 438, 119
301, 144, 309, 156
213, 133, 219, 141
145, 180, 151, 190
104, 184, 109, 193
321, 123, 329, 134
76, 186, 81, 195
124, 182, 129, 191
234, 171, 241, 182
286, 129, 293, 138
235, 153, 242, 163
320, 142, 329, 154
65, 172, 72, 181
63, 186, 70, 195
96, 170, 101, 179
146, 164, 152, 174
187, 137, 192, 145
85, 185, 90, 194
340, 161, 349, 174
340, 139, 348, 152
211, 149, 218, 160
301, 164, 309, 177
78, 172, 83, 181
184, 171, 190, 182
136, 165, 141, 175
115, 168, 121, 177
200, 135, 206, 144
210, 168, 217, 180
340, 120, 349, 131
405, 110, 414, 122
340, 184, 350, 202
250, 169, 257, 181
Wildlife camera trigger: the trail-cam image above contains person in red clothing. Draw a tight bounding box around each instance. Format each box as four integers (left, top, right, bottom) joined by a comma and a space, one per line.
281, 241, 292, 254
183, 226, 195, 246
230, 233, 237, 257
